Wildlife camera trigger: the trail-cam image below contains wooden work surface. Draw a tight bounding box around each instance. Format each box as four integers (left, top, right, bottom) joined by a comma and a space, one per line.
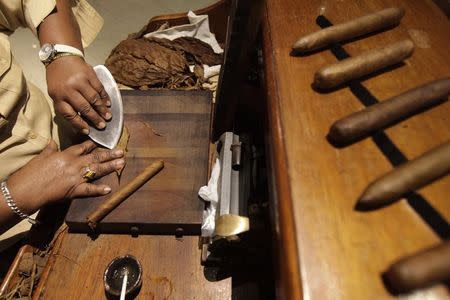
31, 89, 230, 299
66, 90, 211, 235
262, 0, 450, 299
34, 233, 230, 299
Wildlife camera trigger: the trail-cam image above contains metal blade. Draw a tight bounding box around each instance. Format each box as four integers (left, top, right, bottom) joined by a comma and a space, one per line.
89, 65, 124, 149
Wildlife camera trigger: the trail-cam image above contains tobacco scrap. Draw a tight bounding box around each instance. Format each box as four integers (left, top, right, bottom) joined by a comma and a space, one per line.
115, 125, 130, 179
142, 121, 164, 137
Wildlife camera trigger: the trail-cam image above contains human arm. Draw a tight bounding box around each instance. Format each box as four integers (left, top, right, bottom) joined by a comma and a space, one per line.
38, 0, 111, 134
0, 140, 124, 234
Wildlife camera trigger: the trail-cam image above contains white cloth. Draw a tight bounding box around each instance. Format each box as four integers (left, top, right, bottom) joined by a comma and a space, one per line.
144, 11, 223, 54
198, 158, 221, 237
146, 11, 223, 102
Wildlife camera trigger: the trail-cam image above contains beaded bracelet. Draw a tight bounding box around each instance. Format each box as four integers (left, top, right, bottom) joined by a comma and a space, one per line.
1, 181, 38, 225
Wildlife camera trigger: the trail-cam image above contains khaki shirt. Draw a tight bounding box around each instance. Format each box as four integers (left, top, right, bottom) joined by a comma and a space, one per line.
0, 0, 102, 249
0, 0, 103, 180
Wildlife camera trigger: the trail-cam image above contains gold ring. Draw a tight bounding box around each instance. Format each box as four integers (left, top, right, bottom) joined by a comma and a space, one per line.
82, 165, 96, 181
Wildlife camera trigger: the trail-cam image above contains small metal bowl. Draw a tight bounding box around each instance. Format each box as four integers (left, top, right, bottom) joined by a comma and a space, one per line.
104, 255, 142, 297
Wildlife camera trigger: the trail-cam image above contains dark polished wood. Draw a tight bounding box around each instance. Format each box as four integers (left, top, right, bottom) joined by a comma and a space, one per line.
66, 90, 211, 235
262, 0, 450, 299
33, 233, 230, 299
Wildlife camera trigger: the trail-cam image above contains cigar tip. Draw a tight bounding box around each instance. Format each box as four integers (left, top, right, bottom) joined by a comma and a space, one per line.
290, 48, 301, 56
354, 200, 375, 211
382, 263, 414, 295
327, 123, 348, 146
355, 186, 384, 211
356, 182, 401, 211
386, 7, 406, 18
326, 132, 345, 148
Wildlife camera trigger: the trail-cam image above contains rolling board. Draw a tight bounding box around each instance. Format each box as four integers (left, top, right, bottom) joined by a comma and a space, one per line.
65, 90, 212, 235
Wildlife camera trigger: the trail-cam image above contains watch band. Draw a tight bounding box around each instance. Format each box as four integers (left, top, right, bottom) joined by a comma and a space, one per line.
39, 43, 85, 66
49, 52, 84, 65
53, 44, 84, 57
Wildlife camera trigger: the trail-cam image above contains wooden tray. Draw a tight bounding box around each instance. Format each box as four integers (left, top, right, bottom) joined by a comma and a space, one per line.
65, 90, 212, 235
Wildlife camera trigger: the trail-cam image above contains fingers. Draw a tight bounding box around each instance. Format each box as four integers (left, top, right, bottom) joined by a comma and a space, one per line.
68, 139, 97, 156
71, 183, 112, 198
86, 157, 125, 180
68, 149, 125, 198
78, 79, 111, 121
87, 69, 111, 106
87, 149, 124, 164
54, 101, 90, 134
68, 91, 106, 130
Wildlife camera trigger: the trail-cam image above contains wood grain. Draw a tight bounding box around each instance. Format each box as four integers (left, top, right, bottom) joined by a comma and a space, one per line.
66, 90, 212, 235
33, 233, 231, 300
263, 0, 450, 299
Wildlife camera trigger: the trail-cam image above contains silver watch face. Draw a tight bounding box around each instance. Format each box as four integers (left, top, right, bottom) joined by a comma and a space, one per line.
39, 43, 55, 62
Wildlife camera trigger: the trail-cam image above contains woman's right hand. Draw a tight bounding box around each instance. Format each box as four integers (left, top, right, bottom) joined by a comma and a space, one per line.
6, 140, 124, 215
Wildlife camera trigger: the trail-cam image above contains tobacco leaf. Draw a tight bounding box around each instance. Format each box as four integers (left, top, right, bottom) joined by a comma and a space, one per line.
104, 36, 222, 90
115, 125, 130, 179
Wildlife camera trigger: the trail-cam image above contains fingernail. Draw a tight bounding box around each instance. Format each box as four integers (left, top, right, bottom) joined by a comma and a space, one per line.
116, 159, 125, 167
113, 149, 124, 157
103, 186, 111, 193
98, 122, 106, 129
82, 128, 90, 135
106, 100, 111, 106
105, 112, 112, 120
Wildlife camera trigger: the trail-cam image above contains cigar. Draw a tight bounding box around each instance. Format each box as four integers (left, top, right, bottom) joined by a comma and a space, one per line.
383, 241, 450, 294
86, 160, 164, 230
328, 78, 450, 145
356, 141, 450, 211
314, 39, 414, 89
292, 7, 405, 54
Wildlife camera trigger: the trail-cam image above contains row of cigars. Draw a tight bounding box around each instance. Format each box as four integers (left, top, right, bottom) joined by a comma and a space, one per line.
291, 7, 450, 294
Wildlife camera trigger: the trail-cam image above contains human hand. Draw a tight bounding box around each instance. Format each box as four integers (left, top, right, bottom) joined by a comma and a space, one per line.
6, 140, 124, 215
46, 56, 112, 134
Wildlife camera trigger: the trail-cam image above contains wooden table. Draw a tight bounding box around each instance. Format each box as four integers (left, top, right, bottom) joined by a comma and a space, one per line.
262, 0, 450, 299
27, 90, 231, 299
33, 233, 230, 299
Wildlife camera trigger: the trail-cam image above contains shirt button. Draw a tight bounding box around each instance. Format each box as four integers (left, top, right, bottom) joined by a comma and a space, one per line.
28, 132, 37, 139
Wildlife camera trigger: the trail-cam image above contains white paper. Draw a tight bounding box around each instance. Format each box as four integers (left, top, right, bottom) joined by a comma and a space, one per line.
145, 11, 223, 54
199, 158, 221, 237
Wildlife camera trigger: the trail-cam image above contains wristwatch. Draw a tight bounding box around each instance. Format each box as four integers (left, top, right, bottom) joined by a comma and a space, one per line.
39, 43, 84, 66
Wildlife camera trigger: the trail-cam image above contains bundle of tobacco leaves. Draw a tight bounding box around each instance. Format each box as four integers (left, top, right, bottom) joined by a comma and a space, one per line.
105, 36, 222, 90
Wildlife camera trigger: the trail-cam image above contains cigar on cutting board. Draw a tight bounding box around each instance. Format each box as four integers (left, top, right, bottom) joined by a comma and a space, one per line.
383, 241, 450, 294
86, 160, 164, 230
328, 78, 450, 146
313, 39, 414, 89
355, 141, 450, 211
292, 7, 405, 54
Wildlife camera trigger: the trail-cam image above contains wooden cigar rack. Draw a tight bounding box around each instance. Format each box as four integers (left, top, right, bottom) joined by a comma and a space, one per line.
2, 0, 450, 299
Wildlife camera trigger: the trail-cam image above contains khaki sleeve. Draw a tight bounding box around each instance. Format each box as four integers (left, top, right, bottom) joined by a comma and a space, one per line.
1, 0, 103, 47
0, 117, 7, 131
70, 0, 104, 47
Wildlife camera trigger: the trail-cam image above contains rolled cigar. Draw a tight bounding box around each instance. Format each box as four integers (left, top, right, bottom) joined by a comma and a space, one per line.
383, 241, 450, 294
356, 141, 450, 211
86, 160, 164, 230
328, 78, 450, 145
314, 39, 414, 89
292, 7, 405, 54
